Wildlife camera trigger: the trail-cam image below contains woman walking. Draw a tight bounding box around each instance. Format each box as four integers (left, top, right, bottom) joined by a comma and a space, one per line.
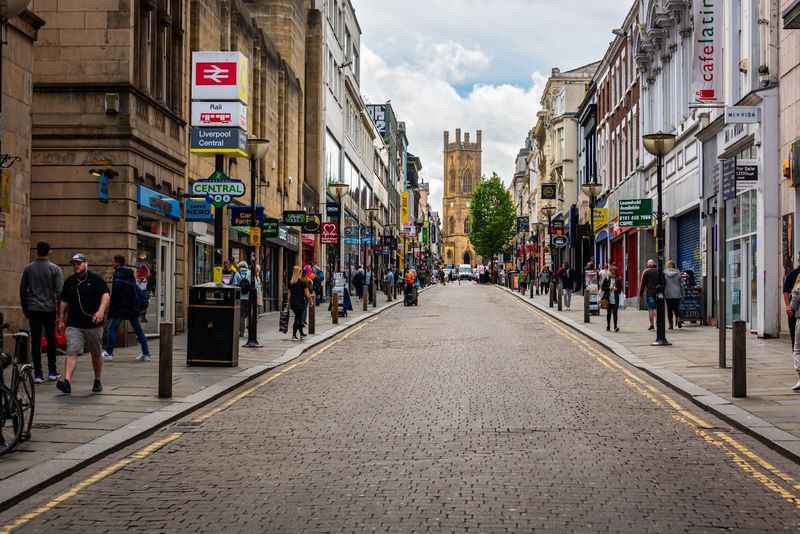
601, 265, 623, 332
289, 266, 310, 340
664, 260, 684, 329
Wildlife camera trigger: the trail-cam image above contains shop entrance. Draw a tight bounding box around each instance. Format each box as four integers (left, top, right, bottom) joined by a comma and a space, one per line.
137, 215, 175, 336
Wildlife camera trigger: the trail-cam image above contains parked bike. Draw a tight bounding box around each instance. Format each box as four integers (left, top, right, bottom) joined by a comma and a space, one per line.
0, 314, 35, 455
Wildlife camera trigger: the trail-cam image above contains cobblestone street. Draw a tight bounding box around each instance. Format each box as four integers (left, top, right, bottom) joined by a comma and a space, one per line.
2, 284, 800, 533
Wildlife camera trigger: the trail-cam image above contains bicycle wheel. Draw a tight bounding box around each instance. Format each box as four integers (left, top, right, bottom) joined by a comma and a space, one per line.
17, 365, 35, 441
0, 385, 23, 455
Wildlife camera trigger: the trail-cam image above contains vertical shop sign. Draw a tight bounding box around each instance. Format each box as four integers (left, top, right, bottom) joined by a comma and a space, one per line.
693, 0, 722, 104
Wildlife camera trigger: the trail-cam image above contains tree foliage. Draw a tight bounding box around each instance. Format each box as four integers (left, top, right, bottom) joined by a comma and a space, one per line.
469, 173, 516, 264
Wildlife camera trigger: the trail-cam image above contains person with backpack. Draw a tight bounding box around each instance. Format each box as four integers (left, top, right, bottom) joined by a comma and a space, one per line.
784, 257, 800, 392
102, 255, 151, 362
233, 260, 253, 337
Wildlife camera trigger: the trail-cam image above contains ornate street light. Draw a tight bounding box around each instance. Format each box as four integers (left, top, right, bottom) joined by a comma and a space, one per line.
328, 182, 349, 272
243, 138, 270, 349
642, 131, 677, 347
581, 181, 604, 268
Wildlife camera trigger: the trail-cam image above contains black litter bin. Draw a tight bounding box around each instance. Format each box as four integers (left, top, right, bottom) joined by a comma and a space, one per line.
187, 283, 240, 366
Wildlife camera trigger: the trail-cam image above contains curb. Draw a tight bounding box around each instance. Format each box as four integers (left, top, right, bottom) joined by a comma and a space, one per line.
0, 289, 426, 512
500, 286, 800, 465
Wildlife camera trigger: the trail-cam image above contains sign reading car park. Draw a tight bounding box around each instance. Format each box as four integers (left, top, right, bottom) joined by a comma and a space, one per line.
192, 51, 249, 104
191, 101, 248, 129
551, 235, 568, 248
190, 171, 246, 207
190, 127, 248, 158
619, 199, 653, 228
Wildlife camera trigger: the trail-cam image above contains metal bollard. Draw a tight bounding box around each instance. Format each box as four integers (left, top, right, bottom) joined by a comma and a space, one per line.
331, 292, 339, 324
158, 322, 173, 399
584, 290, 590, 324
371, 280, 377, 308
732, 320, 747, 398
557, 283, 563, 311
549, 281, 555, 308
309, 298, 316, 335
363, 288, 368, 311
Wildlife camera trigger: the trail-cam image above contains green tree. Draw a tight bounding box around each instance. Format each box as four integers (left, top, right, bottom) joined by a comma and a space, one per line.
469, 173, 516, 268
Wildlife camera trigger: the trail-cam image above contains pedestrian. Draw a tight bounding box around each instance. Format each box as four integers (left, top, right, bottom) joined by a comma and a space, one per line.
558, 262, 576, 310
599, 263, 611, 285
19, 241, 64, 382
783, 257, 800, 391
539, 266, 550, 294
233, 261, 253, 337
639, 259, 659, 330
222, 260, 235, 285
387, 268, 396, 294
102, 255, 151, 362
601, 264, 623, 332
56, 253, 110, 394
664, 260, 684, 329
289, 266, 309, 340
134, 254, 150, 322
353, 266, 365, 299
303, 265, 316, 324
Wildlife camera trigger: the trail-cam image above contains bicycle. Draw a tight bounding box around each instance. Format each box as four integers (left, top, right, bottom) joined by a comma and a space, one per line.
0, 313, 35, 455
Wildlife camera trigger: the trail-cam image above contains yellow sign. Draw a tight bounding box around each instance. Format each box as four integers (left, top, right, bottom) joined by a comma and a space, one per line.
593, 208, 609, 232
213, 266, 223, 283
0, 170, 10, 213
400, 192, 410, 225
250, 227, 261, 248
406, 239, 413, 254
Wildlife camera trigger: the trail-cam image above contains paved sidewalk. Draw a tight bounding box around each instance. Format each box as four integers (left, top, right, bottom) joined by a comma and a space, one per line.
503, 286, 800, 461
0, 289, 395, 488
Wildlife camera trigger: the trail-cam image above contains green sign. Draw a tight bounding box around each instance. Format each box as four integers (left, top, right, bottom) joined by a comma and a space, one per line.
190, 170, 246, 208
619, 199, 653, 228
283, 210, 307, 226
262, 218, 280, 238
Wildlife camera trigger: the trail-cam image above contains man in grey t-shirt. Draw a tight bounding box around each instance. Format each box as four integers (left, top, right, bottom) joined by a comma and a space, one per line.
20, 242, 64, 382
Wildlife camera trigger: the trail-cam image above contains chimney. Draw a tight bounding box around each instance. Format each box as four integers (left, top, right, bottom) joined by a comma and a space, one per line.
551, 67, 561, 77
456, 128, 461, 145
476, 130, 482, 148
444, 130, 450, 147
465, 132, 470, 144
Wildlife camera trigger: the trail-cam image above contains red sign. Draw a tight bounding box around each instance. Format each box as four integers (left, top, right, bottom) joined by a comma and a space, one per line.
200, 112, 232, 124
195, 62, 237, 86
321, 221, 339, 245
301, 234, 316, 246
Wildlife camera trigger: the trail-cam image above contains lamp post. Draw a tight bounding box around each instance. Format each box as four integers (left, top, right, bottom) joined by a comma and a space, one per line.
642, 132, 677, 347
541, 204, 557, 307
244, 138, 269, 349
328, 182, 349, 272
366, 205, 381, 305
581, 181, 603, 270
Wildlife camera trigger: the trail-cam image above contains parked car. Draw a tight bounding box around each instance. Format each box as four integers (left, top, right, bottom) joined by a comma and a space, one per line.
458, 264, 474, 281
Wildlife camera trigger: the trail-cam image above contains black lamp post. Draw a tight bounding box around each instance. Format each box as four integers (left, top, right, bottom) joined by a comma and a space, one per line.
642, 131, 677, 347
244, 137, 270, 349
328, 182, 349, 272
581, 181, 603, 270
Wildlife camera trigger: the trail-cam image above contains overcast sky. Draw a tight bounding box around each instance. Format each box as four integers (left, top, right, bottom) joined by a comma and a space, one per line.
352, 0, 631, 212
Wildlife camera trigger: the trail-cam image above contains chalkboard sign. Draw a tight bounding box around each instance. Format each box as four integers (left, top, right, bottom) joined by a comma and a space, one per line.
679, 287, 704, 322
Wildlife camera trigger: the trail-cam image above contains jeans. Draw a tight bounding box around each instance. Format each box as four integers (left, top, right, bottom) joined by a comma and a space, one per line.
239, 299, 250, 337
666, 298, 681, 326
28, 310, 57, 376
790, 315, 797, 350
563, 288, 573, 308
106, 317, 150, 356
607, 303, 619, 329
292, 304, 306, 337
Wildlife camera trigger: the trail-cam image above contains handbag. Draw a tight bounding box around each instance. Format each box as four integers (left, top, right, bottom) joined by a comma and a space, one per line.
278, 302, 290, 334
600, 297, 609, 310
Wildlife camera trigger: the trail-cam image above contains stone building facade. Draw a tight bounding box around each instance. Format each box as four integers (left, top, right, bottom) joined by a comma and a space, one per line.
442, 129, 481, 267
0, 8, 44, 331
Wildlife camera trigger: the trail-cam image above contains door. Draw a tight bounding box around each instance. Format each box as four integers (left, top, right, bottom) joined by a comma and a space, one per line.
625, 233, 638, 298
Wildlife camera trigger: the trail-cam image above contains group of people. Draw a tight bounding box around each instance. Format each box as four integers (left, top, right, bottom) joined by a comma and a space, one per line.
19, 243, 153, 395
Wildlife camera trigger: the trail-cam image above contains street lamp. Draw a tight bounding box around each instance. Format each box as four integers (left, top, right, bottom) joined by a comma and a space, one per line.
366, 205, 381, 305
328, 181, 349, 272
581, 181, 603, 269
642, 131, 677, 347
244, 137, 270, 349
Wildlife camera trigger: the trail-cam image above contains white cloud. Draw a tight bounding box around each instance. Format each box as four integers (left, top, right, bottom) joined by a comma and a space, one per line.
418, 40, 491, 83
361, 45, 544, 212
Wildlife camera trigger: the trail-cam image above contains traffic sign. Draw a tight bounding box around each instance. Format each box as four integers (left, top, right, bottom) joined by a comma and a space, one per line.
551, 235, 568, 248
619, 199, 653, 228
191, 51, 249, 104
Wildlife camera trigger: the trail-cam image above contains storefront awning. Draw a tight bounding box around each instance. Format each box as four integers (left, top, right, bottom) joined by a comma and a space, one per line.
595, 229, 609, 243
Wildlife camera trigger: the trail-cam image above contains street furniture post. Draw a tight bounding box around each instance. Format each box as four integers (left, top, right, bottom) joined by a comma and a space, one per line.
584, 290, 590, 324
158, 322, 173, 399
331, 291, 339, 325
733, 320, 747, 398
309, 295, 316, 335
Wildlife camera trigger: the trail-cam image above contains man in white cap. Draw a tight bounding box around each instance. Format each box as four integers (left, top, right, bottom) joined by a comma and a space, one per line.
56, 253, 110, 394
233, 260, 253, 337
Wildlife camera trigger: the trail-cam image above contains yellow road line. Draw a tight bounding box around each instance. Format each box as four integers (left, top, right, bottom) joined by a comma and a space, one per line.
513, 295, 800, 510
0, 432, 182, 534
1, 320, 374, 532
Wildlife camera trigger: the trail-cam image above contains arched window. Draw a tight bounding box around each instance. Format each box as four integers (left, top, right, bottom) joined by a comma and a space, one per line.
449, 170, 456, 194
464, 218, 470, 234
461, 170, 472, 194
449, 216, 456, 234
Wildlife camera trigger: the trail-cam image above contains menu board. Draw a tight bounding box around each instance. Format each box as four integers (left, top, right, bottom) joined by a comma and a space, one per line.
679, 286, 704, 322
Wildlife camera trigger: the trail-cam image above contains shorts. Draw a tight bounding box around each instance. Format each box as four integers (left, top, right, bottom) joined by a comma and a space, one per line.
65, 326, 103, 356
646, 296, 657, 310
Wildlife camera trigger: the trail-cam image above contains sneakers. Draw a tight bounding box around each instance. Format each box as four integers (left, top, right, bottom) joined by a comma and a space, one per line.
102, 351, 113, 361
47, 373, 58, 382
136, 353, 152, 362
33, 371, 44, 384
92, 379, 103, 393
56, 378, 71, 394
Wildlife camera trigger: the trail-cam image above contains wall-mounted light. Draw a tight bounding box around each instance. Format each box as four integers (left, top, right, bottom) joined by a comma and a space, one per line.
89, 168, 119, 203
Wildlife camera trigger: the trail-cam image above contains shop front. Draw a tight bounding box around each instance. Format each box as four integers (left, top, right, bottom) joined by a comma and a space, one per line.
136, 186, 179, 336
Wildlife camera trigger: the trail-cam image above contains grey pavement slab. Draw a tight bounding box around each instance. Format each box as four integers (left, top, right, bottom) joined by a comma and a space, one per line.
502, 286, 800, 463
0, 289, 406, 510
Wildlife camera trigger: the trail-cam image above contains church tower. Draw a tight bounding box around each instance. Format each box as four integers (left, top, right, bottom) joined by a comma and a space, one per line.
443, 129, 482, 266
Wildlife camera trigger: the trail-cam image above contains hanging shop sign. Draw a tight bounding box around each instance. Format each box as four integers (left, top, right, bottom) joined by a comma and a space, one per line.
551, 235, 568, 248
721, 158, 737, 201
191, 101, 248, 129
321, 221, 339, 245
400, 191, 410, 225
725, 106, 760, 124
735, 159, 759, 193
541, 183, 557, 200
592, 208, 609, 232
326, 202, 341, 218
261, 217, 280, 238
283, 210, 307, 226
190, 171, 246, 207
618, 199, 653, 228
230, 205, 265, 226
516, 216, 530, 233
250, 227, 262, 248
137, 185, 181, 220
301, 233, 316, 246
302, 213, 322, 234
192, 51, 249, 104
190, 127, 248, 158
692, 0, 722, 104
185, 199, 213, 222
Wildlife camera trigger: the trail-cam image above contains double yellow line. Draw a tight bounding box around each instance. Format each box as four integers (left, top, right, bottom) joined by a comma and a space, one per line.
517, 299, 800, 510
0, 322, 370, 533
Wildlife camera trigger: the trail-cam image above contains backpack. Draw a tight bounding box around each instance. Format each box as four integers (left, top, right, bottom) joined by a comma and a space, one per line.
134, 284, 148, 311
238, 274, 252, 295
